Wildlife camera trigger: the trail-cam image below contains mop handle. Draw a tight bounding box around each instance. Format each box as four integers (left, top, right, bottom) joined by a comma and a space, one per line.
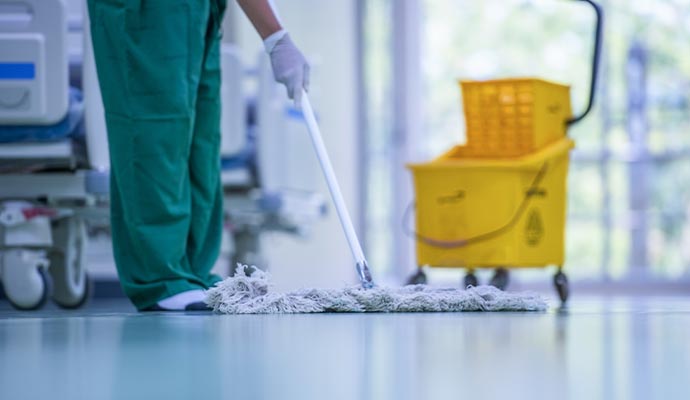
300, 91, 375, 288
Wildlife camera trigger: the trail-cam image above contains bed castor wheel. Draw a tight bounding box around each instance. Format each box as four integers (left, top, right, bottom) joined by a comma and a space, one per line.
53, 273, 92, 309
406, 270, 427, 285
463, 272, 478, 288
1, 250, 52, 310
10, 267, 52, 310
49, 217, 91, 309
554, 271, 569, 303
489, 268, 510, 290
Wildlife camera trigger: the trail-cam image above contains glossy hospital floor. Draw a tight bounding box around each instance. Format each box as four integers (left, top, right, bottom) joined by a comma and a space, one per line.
1, 295, 689, 400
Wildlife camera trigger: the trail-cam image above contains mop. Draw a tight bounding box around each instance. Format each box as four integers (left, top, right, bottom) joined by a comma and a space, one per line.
206, 91, 548, 314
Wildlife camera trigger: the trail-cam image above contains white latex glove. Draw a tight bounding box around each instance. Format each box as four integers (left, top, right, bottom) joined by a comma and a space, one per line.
265, 31, 310, 107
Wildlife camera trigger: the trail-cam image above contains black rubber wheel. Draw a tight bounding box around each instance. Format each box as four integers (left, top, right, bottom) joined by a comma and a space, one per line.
489, 268, 510, 290
464, 272, 479, 288
49, 217, 91, 309
54, 273, 92, 310
406, 270, 428, 285
7, 267, 51, 311
554, 271, 569, 303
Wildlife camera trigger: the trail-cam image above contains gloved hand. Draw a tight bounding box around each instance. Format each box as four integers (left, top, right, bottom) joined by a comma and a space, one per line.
266, 32, 310, 107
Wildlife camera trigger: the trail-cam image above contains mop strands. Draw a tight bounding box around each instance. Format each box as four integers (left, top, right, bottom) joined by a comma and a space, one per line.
205, 265, 548, 314
206, 92, 547, 314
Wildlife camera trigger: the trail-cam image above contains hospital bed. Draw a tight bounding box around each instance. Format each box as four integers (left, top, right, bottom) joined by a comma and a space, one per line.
0, 0, 325, 310
0, 0, 97, 310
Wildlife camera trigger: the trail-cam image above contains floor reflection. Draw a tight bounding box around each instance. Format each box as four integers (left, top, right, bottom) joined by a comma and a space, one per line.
0, 297, 688, 400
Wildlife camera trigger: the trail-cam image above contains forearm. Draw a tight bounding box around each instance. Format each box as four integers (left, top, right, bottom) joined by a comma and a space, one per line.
237, 0, 282, 39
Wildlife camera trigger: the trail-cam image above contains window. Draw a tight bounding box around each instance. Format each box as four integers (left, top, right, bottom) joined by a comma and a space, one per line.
363, 0, 690, 283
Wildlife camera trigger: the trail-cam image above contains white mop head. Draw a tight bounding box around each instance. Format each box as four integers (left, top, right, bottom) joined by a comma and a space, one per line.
205, 265, 548, 314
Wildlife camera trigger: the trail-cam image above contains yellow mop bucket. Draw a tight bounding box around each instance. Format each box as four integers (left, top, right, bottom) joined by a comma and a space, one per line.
404, 0, 603, 303
408, 137, 574, 268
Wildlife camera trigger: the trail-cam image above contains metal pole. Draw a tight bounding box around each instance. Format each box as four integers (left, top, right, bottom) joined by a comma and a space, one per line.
392, 0, 422, 280
625, 40, 650, 279
598, 0, 612, 281
355, 0, 368, 268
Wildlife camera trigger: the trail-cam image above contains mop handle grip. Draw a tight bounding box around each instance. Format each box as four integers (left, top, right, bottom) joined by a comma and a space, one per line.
301, 91, 373, 286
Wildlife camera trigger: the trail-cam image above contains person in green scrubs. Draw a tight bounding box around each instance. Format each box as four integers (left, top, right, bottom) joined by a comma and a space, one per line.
87, 0, 309, 311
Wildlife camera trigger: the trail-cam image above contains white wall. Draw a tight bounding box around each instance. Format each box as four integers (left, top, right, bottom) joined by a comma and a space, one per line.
230, 0, 362, 290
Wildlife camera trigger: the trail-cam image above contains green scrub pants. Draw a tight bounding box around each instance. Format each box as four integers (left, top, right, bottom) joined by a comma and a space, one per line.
88, 0, 227, 310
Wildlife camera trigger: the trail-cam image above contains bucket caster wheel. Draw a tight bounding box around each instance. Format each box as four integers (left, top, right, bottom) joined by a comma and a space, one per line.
463, 271, 479, 288
406, 269, 427, 285
554, 271, 569, 304
489, 268, 510, 290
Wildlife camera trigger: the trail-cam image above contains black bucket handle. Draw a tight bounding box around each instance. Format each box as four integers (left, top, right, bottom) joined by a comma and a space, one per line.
567, 0, 604, 126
